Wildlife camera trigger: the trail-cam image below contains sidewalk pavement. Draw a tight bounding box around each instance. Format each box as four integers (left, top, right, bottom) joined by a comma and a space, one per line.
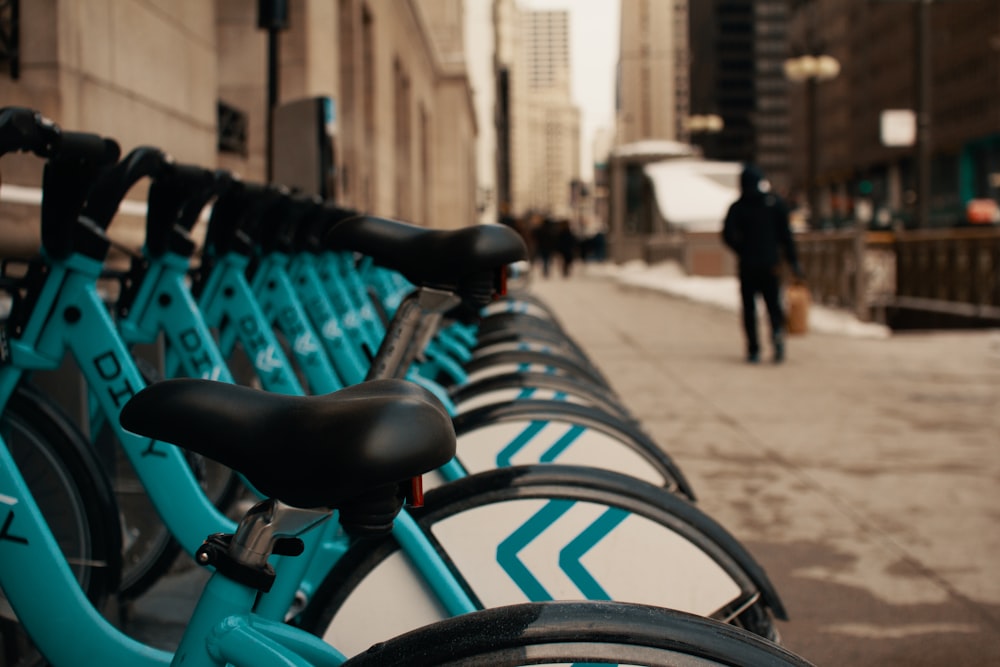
527, 266, 1000, 666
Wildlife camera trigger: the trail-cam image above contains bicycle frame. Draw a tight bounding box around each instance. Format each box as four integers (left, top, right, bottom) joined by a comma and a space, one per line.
0, 438, 171, 665
246, 249, 344, 395
125, 245, 478, 620
0, 435, 351, 666
1, 253, 232, 551
285, 252, 369, 387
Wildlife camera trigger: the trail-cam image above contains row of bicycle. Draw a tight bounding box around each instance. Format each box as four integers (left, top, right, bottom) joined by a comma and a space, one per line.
0, 106, 812, 665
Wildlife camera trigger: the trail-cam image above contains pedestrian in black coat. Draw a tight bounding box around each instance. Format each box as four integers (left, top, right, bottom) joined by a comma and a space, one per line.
722, 164, 804, 363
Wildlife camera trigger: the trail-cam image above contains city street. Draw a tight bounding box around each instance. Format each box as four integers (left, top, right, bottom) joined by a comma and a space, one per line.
528, 269, 1000, 665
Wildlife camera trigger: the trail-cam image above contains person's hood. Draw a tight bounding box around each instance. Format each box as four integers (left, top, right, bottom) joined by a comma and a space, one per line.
739, 164, 766, 197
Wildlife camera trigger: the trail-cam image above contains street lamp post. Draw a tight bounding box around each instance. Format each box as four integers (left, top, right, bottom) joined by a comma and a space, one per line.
258, 0, 289, 184
784, 54, 840, 228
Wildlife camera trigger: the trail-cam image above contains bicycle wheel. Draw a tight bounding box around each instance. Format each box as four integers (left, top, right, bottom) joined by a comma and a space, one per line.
343, 601, 812, 667
462, 349, 610, 388
299, 465, 783, 657
449, 370, 634, 420
0, 382, 122, 666
451, 399, 694, 498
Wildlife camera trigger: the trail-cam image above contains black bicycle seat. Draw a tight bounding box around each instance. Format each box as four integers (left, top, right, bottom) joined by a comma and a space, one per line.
324, 216, 527, 300
120, 379, 456, 518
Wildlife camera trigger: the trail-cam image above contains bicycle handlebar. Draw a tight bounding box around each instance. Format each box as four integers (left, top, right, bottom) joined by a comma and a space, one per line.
295, 204, 358, 253
204, 180, 286, 258
82, 146, 170, 230
53, 131, 121, 166
40, 131, 122, 261
0, 107, 61, 158
145, 164, 230, 258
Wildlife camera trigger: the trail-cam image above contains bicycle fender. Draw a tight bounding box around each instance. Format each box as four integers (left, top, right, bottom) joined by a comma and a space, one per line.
424, 464, 786, 622
451, 399, 695, 500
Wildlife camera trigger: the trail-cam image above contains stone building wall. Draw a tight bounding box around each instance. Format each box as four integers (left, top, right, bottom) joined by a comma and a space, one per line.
0, 0, 478, 257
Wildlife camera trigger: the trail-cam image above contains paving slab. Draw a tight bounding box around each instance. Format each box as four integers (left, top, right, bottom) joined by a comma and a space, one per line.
527, 269, 1000, 665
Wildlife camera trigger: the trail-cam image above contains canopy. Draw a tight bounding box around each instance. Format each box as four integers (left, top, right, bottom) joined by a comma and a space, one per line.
643, 159, 742, 232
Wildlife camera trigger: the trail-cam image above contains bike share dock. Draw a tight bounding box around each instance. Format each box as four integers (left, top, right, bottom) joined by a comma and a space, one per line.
128, 266, 1000, 666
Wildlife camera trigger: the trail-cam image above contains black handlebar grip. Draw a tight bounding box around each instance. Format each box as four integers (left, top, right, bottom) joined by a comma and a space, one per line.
176, 168, 232, 230
144, 162, 224, 258
83, 146, 168, 229
51, 130, 121, 166
0, 107, 61, 158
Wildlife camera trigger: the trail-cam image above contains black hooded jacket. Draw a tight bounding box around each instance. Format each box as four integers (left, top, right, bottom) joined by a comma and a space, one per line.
722, 165, 801, 274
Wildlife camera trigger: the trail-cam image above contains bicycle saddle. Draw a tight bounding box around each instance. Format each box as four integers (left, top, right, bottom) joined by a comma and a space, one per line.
120, 379, 456, 530
324, 216, 527, 303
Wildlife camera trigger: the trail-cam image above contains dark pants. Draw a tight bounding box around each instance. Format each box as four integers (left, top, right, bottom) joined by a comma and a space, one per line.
739, 266, 783, 356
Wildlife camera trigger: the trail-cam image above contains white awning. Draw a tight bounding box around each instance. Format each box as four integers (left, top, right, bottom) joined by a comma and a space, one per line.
642, 159, 742, 232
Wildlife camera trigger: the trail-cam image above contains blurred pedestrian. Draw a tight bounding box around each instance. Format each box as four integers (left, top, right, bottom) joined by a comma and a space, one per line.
533, 215, 559, 278
556, 218, 577, 277
722, 164, 804, 364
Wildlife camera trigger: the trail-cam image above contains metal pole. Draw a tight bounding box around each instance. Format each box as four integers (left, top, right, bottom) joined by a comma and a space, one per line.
807, 76, 820, 229
266, 26, 279, 184
915, 0, 932, 228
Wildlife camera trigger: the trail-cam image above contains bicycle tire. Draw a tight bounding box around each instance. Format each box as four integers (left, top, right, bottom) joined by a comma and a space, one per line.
0, 382, 122, 666
343, 601, 812, 667
298, 465, 782, 657
449, 370, 634, 421
462, 349, 610, 389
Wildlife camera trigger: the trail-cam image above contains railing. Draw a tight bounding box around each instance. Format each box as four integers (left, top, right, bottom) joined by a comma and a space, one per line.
796, 226, 1000, 323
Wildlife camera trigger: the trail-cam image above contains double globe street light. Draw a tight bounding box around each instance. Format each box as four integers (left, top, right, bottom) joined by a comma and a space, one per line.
784, 54, 840, 228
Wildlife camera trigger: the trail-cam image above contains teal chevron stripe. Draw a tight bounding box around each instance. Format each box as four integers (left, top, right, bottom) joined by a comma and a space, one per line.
539, 424, 585, 462
496, 499, 574, 600
496, 420, 546, 467
516, 387, 536, 400
560, 507, 629, 600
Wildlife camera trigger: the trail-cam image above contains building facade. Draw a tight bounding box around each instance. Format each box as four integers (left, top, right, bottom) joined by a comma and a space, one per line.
616, 0, 689, 145
687, 0, 791, 194
787, 0, 1000, 227
0, 0, 479, 258
494, 0, 580, 218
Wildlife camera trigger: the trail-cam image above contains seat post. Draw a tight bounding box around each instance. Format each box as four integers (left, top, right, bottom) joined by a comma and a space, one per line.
366, 286, 460, 381
224, 499, 330, 570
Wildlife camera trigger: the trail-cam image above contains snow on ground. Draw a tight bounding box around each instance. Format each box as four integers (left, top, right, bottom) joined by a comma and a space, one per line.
580, 260, 892, 340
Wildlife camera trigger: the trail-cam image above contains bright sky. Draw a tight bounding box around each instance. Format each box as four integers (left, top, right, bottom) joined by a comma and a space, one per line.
518, 0, 621, 173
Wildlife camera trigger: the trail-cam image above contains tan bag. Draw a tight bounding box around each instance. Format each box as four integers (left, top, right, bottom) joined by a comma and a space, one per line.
785, 283, 810, 335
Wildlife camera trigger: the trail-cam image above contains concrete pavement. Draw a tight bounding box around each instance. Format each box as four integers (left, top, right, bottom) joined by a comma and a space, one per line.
527, 269, 1000, 665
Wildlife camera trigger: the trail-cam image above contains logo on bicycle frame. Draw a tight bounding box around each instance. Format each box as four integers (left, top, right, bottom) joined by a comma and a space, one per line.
177, 327, 224, 381
91, 350, 169, 458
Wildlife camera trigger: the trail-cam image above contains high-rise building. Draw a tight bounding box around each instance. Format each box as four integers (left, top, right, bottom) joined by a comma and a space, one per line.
616, 0, 689, 145
688, 0, 791, 193
494, 0, 581, 218
787, 0, 1000, 227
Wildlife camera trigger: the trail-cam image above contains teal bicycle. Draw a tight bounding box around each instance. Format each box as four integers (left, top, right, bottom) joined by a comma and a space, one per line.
104, 163, 787, 648
0, 108, 786, 661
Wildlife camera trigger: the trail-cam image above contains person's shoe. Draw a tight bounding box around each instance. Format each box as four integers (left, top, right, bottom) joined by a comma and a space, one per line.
773, 338, 785, 364
746, 351, 760, 364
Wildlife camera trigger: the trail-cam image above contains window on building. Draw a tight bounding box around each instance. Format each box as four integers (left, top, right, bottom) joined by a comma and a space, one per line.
217, 101, 248, 156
